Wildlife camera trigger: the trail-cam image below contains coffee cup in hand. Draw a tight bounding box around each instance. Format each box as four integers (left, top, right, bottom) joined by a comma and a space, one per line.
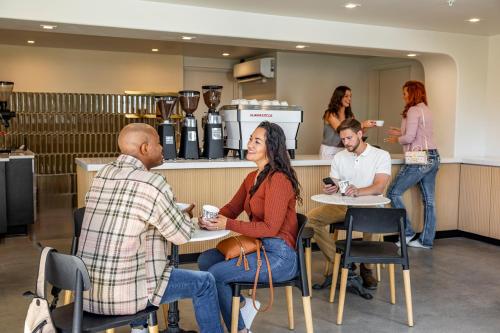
338, 180, 350, 196
202, 204, 219, 220
375, 120, 384, 127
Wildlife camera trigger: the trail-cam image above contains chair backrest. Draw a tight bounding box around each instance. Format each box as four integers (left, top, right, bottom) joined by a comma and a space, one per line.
345, 207, 406, 234
45, 251, 91, 292
70, 207, 86, 255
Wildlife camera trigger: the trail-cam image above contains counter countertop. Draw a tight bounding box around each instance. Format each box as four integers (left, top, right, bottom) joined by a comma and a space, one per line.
76, 154, 467, 172
0, 150, 35, 161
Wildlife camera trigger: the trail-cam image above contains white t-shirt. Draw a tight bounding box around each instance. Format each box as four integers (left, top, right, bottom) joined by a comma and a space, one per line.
330, 144, 391, 188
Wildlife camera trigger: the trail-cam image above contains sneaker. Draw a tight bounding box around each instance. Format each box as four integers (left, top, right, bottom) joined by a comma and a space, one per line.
395, 235, 415, 247
408, 239, 432, 249
241, 297, 260, 330
131, 327, 148, 333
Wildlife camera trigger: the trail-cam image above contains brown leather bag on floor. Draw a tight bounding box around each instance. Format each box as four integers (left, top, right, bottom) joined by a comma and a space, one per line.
216, 235, 274, 312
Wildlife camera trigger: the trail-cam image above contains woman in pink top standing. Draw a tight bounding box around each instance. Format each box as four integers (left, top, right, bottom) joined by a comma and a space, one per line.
385, 81, 440, 249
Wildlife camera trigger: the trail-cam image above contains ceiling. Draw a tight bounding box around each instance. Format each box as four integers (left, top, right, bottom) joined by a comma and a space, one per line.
148, 0, 500, 36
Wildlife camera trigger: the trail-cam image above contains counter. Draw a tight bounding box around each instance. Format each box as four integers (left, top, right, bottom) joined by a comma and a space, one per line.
76, 154, 471, 254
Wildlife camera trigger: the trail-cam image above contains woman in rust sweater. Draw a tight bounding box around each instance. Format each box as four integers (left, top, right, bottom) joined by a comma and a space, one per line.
198, 121, 302, 333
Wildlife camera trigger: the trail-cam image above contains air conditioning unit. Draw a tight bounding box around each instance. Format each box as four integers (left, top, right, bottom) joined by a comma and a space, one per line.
233, 57, 275, 83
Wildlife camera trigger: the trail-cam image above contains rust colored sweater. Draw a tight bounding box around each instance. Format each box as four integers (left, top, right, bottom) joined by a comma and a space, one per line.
222, 170, 298, 249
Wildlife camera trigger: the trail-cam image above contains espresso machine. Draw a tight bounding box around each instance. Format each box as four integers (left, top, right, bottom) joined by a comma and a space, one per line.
201, 85, 224, 159
178, 90, 200, 159
0, 81, 16, 128
156, 94, 178, 160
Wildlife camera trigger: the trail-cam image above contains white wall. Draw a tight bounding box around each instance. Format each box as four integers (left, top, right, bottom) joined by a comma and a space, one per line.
0, 0, 494, 156
0, 44, 183, 94
486, 35, 500, 154
275, 52, 371, 154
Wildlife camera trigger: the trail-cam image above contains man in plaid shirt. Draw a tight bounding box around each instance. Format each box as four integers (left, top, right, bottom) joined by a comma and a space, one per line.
77, 123, 224, 333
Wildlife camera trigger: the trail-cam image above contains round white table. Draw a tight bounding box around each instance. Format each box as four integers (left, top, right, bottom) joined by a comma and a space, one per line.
166, 221, 230, 333
311, 193, 391, 206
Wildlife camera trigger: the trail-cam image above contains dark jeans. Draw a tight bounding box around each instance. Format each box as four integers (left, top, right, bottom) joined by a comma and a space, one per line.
387, 149, 440, 247
131, 268, 224, 333
197, 237, 298, 331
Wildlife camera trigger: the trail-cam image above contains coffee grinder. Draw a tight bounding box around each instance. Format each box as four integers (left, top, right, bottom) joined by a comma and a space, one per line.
156, 94, 178, 160
0, 81, 16, 128
178, 90, 200, 159
201, 85, 224, 159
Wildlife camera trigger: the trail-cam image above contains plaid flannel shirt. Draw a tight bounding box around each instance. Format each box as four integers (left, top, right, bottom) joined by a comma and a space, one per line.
77, 154, 194, 315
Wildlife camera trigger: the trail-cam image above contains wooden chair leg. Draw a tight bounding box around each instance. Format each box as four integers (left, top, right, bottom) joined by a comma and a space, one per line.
376, 263, 381, 282
63, 290, 72, 305
285, 286, 294, 330
148, 312, 159, 333
305, 246, 312, 297
403, 269, 414, 327
302, 296, 314, 333
105, 329, 115, 333
148, 325, 159, 333
231, 296, 240, 333
323, 261, 330, 277
161, 303, 169, 330
329, 252, 341, 303
336, 268, 349, 325
388, 264, 396, 304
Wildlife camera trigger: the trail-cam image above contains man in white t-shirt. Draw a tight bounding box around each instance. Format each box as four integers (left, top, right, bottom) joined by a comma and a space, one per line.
308, 118, 391, 290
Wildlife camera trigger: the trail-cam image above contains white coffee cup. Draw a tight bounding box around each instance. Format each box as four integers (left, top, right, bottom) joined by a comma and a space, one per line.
338, 180, 350, 195
375, 120, 385, 127
176, 202, 190, 211
202, 204, 219, 220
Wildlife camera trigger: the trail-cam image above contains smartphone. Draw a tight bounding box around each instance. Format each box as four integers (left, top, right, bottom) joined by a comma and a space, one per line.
322, 177, 335, 186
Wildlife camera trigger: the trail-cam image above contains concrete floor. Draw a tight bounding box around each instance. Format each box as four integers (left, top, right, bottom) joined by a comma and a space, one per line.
2, 195, 500, 332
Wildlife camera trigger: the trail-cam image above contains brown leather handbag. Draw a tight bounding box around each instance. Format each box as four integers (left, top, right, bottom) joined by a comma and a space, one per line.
216, 235, 274, 312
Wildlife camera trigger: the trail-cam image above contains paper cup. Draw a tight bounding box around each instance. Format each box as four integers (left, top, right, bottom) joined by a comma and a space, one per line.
375, 120, 384, 127
338, 180, 350, 195
202, 204, 219, 220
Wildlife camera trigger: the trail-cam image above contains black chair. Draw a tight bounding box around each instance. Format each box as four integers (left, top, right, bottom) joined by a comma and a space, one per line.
333, 208, 413, 327
45, 250, 160, 333
61, 207, 161, 332
228, 213, 314, 333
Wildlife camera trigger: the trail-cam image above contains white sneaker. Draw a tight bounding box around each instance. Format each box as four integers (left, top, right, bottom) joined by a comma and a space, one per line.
241, 297, 260, 330
407, 239, 432, 249
395, 235, 415, 247
131, 327, 148, 333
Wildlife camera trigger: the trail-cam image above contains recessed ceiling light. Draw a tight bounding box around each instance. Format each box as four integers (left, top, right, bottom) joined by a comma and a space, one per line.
151, 48, 159, 52
181, 36, 195, 40
344, 3, 361, 9
467, 18, 481, 23
295, 45, 308, 49
40, 24, 57, 30
222, 52, 230, 57
27, 40, 35, 44
407, 53, 417, 57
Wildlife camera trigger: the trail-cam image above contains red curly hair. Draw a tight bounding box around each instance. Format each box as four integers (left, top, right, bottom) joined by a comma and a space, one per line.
402, 81, 427, 118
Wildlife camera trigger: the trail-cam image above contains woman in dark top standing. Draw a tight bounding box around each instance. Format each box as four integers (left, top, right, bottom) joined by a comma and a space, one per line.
197, 121, 302, 333
320, 85, 376, 159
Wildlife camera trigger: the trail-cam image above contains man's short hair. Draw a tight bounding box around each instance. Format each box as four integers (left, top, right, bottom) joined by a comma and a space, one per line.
337, 118, 362, 134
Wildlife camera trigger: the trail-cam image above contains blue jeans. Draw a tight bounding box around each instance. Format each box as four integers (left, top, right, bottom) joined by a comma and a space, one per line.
387, 149, 440, 247
198, 237, 298, 331
131, 268, 224, 333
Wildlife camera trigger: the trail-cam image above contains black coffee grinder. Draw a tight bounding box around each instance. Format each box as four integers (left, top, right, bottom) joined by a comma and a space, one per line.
156, 94, 178, 160
178, 90, 200, 159
201, 85, 224, 159
0, 81, 16, 128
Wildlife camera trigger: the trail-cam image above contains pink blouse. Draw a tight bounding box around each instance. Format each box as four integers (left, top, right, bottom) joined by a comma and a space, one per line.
398, 103, 437, 152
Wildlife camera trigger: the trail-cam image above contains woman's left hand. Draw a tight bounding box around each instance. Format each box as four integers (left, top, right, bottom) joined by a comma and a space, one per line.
384, 136, 399, 144
203, 215, 228, 231
362, 120, 376, 129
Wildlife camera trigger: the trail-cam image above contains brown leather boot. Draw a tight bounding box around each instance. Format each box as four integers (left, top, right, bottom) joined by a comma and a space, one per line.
360, 264, 378, 290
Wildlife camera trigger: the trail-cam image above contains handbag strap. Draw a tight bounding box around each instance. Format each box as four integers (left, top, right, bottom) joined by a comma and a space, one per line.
409, 106, 429, 152
251, 244, 274, 312
36, 247, 53, 299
